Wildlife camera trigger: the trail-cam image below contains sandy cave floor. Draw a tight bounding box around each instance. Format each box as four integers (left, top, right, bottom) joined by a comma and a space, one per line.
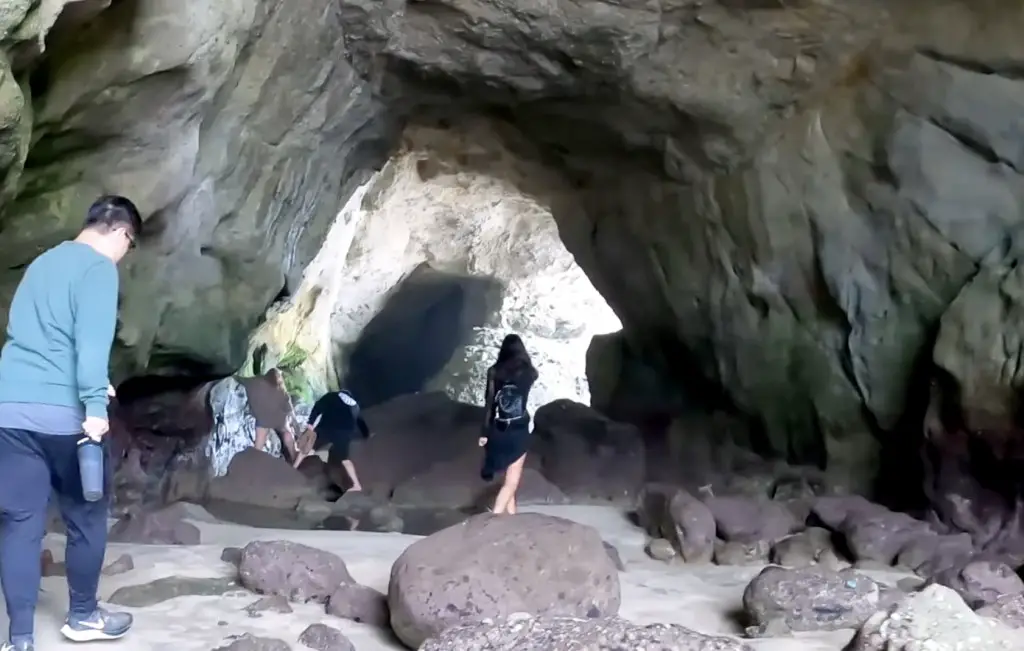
18, 505, 915, 650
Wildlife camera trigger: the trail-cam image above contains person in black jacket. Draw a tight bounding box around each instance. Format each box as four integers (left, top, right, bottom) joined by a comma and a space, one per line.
298, 389, 373, 491
479, 334, 538, 514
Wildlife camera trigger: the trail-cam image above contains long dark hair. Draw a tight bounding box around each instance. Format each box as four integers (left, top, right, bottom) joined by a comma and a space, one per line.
492, 334, 538, 385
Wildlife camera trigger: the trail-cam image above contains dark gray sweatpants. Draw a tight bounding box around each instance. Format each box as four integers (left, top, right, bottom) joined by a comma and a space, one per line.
0, 428, 109, 640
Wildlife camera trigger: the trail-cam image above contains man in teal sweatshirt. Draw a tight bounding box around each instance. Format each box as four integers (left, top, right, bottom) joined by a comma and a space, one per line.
0, 195, 141, 651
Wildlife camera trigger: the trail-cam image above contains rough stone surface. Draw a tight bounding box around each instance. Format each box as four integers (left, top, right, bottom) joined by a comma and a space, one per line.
742, 566, 891, 637
771, 528, 840, 569
213, 635, 292, 651
237, 541, 353, 604
387, 512, 621, 649
208, 448, 319, 510
705, 496, 801, 544
928, 559, 1024, 609
108, 577, 239, 608
101, 553, 135, 577
326, 582, 389, 627
977, 593, 1024, 629
419, 614, 754, 651
637, 484, 716, 564
296, 624, 354, 651
848, 584, 1019, 650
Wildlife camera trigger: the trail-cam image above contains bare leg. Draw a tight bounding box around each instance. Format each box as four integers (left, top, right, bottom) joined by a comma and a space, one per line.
279, 428, 299, 462
341, 459, 363, 492
492, 454, 525, 515
508, 493, 517, 515
254, 427, 269, 452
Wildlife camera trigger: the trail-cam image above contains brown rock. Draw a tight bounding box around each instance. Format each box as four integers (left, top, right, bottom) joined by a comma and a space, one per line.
388, 512, 621, 648
238, 540, 353, 603
209, 448, 319, 510
326, 583, 389, 627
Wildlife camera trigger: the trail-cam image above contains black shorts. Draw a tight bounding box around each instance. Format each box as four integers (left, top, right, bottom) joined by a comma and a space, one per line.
316, 428, 355, 460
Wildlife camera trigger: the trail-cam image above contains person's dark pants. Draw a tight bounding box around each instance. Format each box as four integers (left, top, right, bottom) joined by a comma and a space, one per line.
0, 428, 110, 641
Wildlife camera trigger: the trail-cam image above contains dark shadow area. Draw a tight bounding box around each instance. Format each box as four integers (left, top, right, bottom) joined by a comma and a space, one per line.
203, 499, 474, 536
115, 372, 221, 405
342, 263, 501, 409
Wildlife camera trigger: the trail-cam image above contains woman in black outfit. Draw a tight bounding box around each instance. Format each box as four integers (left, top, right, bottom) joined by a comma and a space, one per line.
479, 333, 538, 514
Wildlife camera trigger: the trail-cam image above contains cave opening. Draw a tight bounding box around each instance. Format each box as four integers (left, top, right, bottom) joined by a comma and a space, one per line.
341, 263, 501, 409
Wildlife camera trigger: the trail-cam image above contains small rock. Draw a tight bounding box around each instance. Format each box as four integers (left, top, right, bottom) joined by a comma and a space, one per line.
771, 527, 835, 568
715, 539, 770, 566
297, 623, 354, 651
245, 595, 293, 617
213, 633, 291, 651
602, 541, 625, 571
239, 540, 353, 604
646, 538, 676, 562
40, 549, 66, 577
101, 553, 135, 576
326, 583, 389, 627
221, 546, 243, 566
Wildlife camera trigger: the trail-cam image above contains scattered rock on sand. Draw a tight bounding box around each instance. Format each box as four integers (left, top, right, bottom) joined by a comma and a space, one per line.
108, 504, 201, 545
771, 527, 841, 569
715, 540, 770, 566
848, 584, 1018, 650
221, 547, 243, 566
636, 484, 715, 563
213, 633, 291, 651
245, 595, 293, 616
419, 614, 755, 651
297, 623, 354, 651
704, 495, 801, 544
928, 558, 1024, 608
40, 549, 65, 577
238, 540, 353, 604
109, 576, 239, 607
326, 582, 389, 627
977, 592, 1024, 629
646, 538, 676, 562
742, 565, 892, 636
209, 448, 319, 510
101, 553, 135, 576
388, 512, 621, 649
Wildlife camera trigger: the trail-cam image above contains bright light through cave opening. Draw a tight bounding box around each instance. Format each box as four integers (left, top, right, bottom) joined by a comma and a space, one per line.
246, 118, 621, 415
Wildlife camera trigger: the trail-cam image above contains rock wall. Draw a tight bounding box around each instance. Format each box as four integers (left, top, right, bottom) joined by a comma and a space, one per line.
3, 0, 1024, 515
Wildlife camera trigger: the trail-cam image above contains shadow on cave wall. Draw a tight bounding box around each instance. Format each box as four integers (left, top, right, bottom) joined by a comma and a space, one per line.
342, 263, 502, 409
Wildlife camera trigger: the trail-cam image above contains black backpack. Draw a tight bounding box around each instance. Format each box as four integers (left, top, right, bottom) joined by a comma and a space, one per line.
494, 382, 526, 424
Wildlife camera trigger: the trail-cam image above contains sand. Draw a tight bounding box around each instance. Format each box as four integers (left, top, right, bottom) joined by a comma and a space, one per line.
12, 504, 913, 650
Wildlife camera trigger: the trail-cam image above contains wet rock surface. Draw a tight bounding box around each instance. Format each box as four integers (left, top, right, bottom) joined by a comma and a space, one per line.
108, 577, 240, 608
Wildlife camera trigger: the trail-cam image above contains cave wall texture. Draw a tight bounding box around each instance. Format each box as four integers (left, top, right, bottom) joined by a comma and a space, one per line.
1, 0, 1024, 499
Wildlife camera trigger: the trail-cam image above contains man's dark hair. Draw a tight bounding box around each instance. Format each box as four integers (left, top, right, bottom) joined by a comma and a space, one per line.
84, 195, 142, 237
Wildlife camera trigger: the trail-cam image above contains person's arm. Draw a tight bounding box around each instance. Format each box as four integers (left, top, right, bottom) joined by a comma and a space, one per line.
356, 412, 371, 439
307, 399, 323, 431
74, 261, 119, 420
482, 366, 496, 431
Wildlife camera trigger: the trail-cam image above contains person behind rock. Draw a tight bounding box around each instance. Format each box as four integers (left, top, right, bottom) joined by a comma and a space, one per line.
299, 389, 373, 491
0, 196, 141, 650
479, 333, 538, 515
241, 368, 301, 463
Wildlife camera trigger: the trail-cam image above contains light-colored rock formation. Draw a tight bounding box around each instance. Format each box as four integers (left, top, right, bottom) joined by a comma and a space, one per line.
245, 119, 619, 409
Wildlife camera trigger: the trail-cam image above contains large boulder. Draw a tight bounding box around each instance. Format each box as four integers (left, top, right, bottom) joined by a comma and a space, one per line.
529, 400, 645, 503
387, 512, 621, 649
849, 585, 1019, 650
636, 483, 716, 563
208, 448, 319, 510
420, 614, 754, 651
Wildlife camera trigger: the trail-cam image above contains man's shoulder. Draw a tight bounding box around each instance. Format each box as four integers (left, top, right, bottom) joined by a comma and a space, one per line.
29, 242, 111, 277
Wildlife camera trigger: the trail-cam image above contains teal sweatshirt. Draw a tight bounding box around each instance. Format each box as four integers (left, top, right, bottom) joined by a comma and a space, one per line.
0, 241, 119, 419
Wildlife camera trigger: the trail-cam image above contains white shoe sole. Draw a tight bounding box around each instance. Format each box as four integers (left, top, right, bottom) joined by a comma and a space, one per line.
59, 624, 129, 642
